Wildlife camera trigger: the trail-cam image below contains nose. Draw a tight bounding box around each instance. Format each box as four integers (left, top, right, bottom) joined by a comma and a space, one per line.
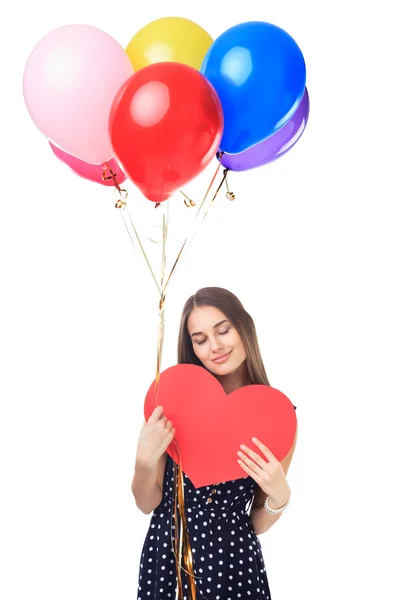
210, 336, 223, 353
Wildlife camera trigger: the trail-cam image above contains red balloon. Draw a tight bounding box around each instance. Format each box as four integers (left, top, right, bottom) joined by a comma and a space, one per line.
109, 62, 223, 203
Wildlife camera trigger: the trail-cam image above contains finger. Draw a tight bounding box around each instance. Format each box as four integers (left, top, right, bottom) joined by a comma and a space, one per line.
237, 458, 262, 485
251, 437, 277, 462
237, 450, 265, 479
149, 405, 164, 422
239, 444, 269, 470
165, 420, 173, 430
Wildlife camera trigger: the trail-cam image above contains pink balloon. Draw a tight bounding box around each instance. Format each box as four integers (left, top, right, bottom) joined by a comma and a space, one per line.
23, 25, 133, 164
49, 142, 126, 187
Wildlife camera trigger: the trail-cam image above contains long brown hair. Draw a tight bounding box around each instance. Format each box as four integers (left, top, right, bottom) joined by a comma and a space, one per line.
177, 287, 270, 386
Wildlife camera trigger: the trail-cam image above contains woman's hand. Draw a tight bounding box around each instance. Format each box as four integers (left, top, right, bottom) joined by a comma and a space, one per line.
136, 405, 175, 469
237, 437, 291, 508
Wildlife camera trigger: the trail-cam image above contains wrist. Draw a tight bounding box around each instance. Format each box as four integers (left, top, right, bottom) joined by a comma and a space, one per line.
135, 457, 158, 471
268, 489, 291, 509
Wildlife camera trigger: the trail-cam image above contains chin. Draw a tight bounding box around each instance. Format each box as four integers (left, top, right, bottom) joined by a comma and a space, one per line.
208, 362, 236, 376
211, 356, 247, 376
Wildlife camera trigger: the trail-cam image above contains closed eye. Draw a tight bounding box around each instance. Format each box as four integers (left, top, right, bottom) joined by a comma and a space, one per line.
195, 330, 229, 345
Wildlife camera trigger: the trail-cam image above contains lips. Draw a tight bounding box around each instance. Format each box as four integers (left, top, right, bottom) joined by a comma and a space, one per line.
211, 350, 232, 362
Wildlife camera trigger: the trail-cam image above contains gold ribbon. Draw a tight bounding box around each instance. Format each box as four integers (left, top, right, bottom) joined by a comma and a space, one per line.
153, 166, 229, 599
174, 457, 197, 599
103, 158, 233, 599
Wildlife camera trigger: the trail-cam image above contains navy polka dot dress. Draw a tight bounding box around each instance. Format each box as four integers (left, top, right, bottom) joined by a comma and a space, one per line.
136, 453, 272, 600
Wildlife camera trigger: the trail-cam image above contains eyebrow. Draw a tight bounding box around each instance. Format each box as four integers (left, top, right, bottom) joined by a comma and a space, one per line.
190, 319, 230, 338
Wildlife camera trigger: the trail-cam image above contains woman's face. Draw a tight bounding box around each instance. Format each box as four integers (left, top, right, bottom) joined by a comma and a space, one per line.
187, 305, 247, 376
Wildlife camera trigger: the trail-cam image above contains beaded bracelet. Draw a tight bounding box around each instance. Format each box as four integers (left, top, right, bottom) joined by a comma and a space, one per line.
264, 494, 290, 515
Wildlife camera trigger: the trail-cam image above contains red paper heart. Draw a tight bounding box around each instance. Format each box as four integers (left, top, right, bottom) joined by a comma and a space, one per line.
144, 364, 297, 488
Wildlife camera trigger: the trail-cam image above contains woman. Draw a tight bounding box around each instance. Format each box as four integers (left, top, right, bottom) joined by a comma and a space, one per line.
132, 287, 297, 600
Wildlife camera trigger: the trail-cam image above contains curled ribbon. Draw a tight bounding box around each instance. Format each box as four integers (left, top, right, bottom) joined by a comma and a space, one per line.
104, 157, 232, 599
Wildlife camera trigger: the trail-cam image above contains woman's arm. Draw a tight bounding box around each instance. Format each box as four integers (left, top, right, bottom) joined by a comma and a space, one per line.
250, 428, 297, 535
131, 452, 167, 515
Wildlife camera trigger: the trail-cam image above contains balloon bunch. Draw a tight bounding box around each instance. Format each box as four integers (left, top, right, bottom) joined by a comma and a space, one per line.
23, 17, 308, 200
23, 16, 308, 600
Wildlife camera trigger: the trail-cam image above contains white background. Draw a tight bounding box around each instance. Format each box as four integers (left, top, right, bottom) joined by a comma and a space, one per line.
1, 1, 399, 599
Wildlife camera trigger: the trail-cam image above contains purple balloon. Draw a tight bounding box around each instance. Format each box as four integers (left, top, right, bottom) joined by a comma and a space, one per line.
221, 88, 309, 171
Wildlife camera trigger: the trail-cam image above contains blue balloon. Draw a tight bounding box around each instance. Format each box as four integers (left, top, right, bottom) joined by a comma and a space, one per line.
201, 21, 306, 155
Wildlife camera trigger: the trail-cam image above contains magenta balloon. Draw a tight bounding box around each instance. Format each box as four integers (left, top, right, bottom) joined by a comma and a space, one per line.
221, 88, 309, 171
50, 142, 126, 186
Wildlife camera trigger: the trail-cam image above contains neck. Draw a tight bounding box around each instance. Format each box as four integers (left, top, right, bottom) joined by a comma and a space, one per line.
215, 361, 252, 394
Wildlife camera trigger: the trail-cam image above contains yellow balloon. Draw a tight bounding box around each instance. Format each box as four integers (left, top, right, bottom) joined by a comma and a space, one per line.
126, 17, 213, 71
